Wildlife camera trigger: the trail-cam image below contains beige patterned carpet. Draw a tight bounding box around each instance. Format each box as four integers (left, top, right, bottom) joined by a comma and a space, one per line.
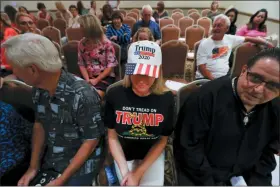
184, 59, 195, 82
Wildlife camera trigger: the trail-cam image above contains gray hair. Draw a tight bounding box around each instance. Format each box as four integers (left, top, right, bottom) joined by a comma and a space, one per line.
1, 33, 62, 72
213, 14, 231, 27
142, 4, 153, 14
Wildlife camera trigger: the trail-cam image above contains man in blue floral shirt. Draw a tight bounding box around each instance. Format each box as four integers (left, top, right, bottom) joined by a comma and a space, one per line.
2, 33, 105, 186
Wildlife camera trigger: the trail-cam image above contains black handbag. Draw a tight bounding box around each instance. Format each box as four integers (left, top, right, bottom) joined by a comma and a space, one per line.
29, 169, 61, 186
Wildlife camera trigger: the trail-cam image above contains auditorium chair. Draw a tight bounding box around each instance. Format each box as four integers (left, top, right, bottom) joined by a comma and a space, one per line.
129, 8, 140, 17
197, 17, 212, 37
187, 8, 199, 15
62, 41, 82, 77
188, 12, 201, 24
161, 40, 188, 79
53, 18, 67, 37
185, 25, 205, 51
66, 27, 84, 41
171, 12, 184, 27
172, 8, 184, 14
119, 9, 127, 17
201, 9, 211, 17
231, 42, 262, 78
123, 17, 136, 31
161, 24, 180, 44
42, 26, 62, 46
111, 42, 123, 80
126, 12, 139, 21
159, 17, 174, 30
178, 16, 194, 37
36, 18, 50, 31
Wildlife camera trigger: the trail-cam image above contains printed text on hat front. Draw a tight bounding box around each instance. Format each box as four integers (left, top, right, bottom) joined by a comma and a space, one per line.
134, 45, 156, 58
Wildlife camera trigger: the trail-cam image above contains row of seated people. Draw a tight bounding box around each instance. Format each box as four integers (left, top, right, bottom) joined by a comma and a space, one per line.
1, 6, 275, 94
0, 26, 280, 186
2, 0, 271, 41
195, 14, 274, 80
2, 1, 111, 28
2, 0, 272, 42
1, 14, 274, 101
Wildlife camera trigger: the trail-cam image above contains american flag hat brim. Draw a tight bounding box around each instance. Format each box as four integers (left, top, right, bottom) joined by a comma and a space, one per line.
125, 63, 160, 78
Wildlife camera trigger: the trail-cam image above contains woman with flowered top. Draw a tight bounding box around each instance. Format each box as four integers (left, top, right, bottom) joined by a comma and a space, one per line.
78, 15, 118, 98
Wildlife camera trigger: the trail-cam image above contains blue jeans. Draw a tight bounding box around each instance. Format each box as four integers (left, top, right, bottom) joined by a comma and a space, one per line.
64, 173, 94, 186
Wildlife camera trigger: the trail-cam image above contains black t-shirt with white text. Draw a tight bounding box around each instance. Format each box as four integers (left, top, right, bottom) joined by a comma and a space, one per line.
105, 86, 174, 160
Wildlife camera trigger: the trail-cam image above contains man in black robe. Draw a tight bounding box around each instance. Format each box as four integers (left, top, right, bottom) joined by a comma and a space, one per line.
175, 48, 280, 185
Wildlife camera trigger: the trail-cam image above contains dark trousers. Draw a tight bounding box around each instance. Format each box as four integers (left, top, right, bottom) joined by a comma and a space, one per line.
64, 173, 95, 186
177, 167, 232, 186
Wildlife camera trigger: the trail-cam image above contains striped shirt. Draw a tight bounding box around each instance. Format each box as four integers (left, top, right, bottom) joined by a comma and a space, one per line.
106, 24, 131, 47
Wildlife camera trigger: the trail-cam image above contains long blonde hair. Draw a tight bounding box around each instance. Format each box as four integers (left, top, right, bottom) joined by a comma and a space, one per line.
122, 67, 169, 95
78, 14, 104, 42
55, 1, 66, 12
125, 28, 169, 95
133, 27, 155, 42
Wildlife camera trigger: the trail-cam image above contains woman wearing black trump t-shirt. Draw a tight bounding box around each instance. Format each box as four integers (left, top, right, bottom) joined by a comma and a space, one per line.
105, 40, 174, 186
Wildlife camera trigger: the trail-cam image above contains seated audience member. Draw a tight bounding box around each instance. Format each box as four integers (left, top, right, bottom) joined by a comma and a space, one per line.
0, 77, 34, 186
15, 13, 37, 34
1, 13, 19, 76
195, 14, 273, 80
0, 101, 33, 186
106, 11, 131, 63
55, 1, 73, 26
78, 15, 118, 98
37, 2, 53, 24
153, 1, 168, 24
225, 6, 239, 35
236, 9, 268, 38
0, 14, 18, 40
77, 0, 89, 15
107, 0, 121, 10
61, 5, 80, 45
224, 7, 239, 68
207, 1, 221, 21
18, 6, 37, 24
68, 5, 80, 28
101, 4, 113, 27
4, 5, 17, 28
105, 40, 174, 186
176, 48, 280, 185
2, 33, 105, 186
89, 0, 101, 16
132, 5, 161, 44
133, 27, 155, 42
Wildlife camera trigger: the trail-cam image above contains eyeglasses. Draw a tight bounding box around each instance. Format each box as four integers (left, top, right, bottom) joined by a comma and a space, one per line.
246, 69, 280, 92
143, 14, 151, 17
19, 21, 34, 26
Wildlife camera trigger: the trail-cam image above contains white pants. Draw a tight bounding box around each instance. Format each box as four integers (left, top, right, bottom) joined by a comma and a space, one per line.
114, 152, 165, 186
